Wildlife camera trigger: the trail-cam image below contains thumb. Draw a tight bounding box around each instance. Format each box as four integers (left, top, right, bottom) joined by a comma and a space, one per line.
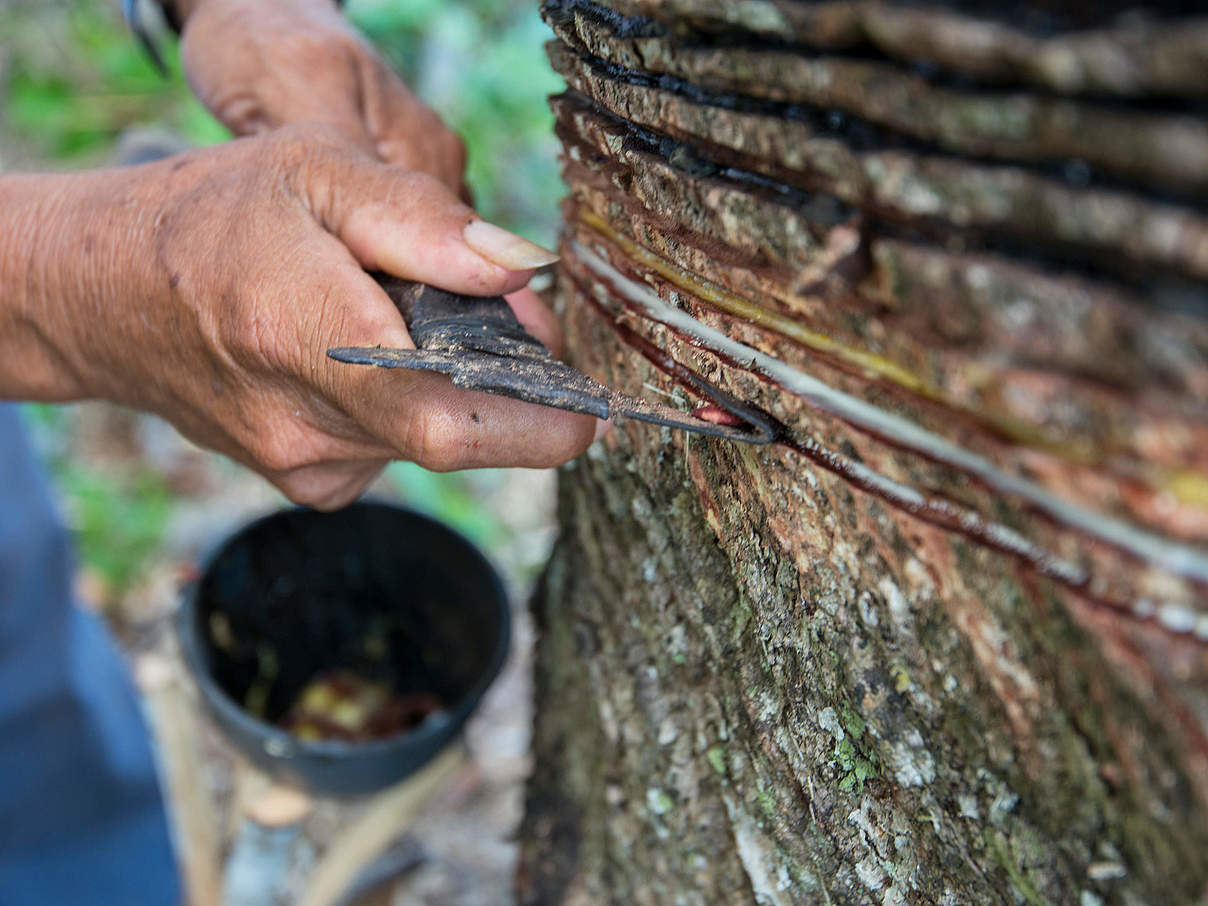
302, 147, 557, 297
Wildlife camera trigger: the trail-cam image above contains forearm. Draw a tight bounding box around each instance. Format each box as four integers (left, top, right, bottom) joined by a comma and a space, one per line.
0, 169, 155, 403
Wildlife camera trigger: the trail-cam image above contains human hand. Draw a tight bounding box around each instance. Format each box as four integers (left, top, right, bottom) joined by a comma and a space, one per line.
12, 125, 597, 508
178, 0, 467, 191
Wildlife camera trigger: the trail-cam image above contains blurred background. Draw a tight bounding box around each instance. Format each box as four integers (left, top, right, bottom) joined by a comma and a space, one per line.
0, 1, 567, 902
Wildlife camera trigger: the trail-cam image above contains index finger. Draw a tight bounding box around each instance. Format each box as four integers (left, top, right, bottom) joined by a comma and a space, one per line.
350, 370, 600, 472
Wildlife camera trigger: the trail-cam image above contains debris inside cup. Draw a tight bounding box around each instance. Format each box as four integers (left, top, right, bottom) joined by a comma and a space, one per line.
278, 669, 443, 743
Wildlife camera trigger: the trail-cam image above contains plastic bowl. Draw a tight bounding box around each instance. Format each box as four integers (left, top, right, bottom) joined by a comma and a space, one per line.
177, 502, 509, 795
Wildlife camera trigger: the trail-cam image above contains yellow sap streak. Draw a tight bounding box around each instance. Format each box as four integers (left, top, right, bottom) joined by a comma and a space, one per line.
579, 208, 926, 393
1167, 470, 1208, 509
576, 208, 1095, 463
576, 209, 1208, 515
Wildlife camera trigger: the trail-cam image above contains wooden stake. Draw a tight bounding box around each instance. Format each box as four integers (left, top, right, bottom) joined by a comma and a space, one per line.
297, 745, 465, 906
222, 783, 313, 906
136, 653, 222, 906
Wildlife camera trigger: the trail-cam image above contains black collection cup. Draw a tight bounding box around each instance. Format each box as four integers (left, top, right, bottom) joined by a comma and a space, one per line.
177, 501, 510, 795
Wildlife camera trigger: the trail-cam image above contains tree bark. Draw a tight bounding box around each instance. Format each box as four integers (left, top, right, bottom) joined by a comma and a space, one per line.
520, 3, 1208, 904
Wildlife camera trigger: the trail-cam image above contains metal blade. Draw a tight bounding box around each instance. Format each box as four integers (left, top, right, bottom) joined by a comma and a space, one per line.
326, 278, 775, 444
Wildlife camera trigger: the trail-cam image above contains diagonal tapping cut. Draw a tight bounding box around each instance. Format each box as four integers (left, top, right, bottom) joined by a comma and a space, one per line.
567, 237, 1208, 645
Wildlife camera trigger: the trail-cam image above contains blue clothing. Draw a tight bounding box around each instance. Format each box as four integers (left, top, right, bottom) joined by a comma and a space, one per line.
0, 405, 179, 904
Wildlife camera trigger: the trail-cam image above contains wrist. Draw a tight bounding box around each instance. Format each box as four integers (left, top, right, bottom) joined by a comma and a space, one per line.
0, 173, 89, 400
0, 169, 155, 402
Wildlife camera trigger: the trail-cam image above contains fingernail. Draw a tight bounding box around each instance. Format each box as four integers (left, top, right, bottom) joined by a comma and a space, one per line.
593, 419, 613, 442
464, 220, 559, 270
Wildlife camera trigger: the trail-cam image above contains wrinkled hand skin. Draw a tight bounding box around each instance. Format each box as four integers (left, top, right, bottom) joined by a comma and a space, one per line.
0, 126, 596, 509
179, 0, 468, 194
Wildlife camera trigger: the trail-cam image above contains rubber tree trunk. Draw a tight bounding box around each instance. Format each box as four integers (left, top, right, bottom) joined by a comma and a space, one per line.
519, 3, 1208, 904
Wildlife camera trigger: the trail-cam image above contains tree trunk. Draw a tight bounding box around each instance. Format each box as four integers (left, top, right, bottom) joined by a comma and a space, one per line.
519, 3, 1208, 904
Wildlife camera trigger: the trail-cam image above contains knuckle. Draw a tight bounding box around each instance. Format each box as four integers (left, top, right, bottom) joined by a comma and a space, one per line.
267, 122, 361, 185
267, 126, 376, 222
270, 122, 343, 162
275, 468, 370, 512
266, 121, 312, 154
253, 443, 301, 476
210, 93, 267, 137
221, 293, 296, 376
278, 478, 342, 511
227, 311, 277, 368
247, 422, 315, 474
405, 406, 473, 473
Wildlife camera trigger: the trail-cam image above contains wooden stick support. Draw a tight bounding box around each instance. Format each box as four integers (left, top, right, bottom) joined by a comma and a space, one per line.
136, 653, 222, 906
297, 744, 465, 906
221, 784, 314, 906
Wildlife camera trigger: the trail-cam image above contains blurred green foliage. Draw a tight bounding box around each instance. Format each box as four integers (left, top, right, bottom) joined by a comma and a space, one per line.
23, 403, 174, 602
5, 0, 567, 593
384, 462, 507, 549
346, 0, 565, 241
1, 0, 565, 241
59, 465, 175, 598
0, 0, 229, 160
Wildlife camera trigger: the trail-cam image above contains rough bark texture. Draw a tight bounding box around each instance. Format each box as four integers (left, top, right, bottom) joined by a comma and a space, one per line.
520, 3, 1208, 904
